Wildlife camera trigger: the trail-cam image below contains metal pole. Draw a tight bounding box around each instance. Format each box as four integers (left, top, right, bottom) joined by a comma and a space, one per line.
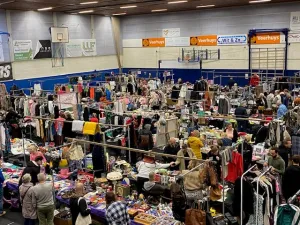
240, 164, 256, 225
22, 130, 27, 167
127, 125, 131, 163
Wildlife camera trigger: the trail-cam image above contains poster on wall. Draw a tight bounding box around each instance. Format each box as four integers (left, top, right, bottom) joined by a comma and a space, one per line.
162, 28, 180, 37
250, 33, 281, 44
290, 12, 300, 31
13, 40, 33, 61
0, 63, 13, 81
190, 35, 217, 46
142, 38, 165, 47
165, 37, 190, 47
0, 36, 4, 62
34, 40, 52, 59
217, 34, 247, 45
66, 39, 97, 57
288, 33, 300, 43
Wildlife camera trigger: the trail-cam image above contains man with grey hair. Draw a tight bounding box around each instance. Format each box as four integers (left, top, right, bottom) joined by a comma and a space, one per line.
138, 124, 154, 151
19, 174, 37, 225
32, 173, 54, 225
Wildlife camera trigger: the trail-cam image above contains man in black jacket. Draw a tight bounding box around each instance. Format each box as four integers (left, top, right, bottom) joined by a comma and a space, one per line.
278, 139, 292, 168
282, 155, 300, 201
163, 138, 180, 164
19, 156, 43, 186
235, 102, 248, 132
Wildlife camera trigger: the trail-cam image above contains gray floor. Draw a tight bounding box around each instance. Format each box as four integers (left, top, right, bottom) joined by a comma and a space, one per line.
0, 207, 24, 225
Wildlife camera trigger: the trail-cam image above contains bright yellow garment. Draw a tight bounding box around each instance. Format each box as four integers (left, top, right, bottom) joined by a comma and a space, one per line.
187, 136, 204, 159
83, 122, 100, 135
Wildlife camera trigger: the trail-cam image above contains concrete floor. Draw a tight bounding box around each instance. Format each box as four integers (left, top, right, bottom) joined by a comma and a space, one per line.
0, 208, 24, 225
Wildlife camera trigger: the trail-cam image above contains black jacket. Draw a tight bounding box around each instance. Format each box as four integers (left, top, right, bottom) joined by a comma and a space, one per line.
19, 161, 40, 186
138, 129, 154, 150
278, 145, 292, 169
252, 125, 269, 144
163, 144, 180, 163
282, 165, 300, 201
70, 197, 91, 225
234, 106, 248, 118
256, 98, 267, 108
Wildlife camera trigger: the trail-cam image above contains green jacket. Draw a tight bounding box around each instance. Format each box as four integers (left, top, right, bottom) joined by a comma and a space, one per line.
268, 155, 285, 175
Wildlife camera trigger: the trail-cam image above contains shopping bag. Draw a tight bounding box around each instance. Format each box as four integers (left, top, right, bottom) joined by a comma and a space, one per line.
185, 208, 206, 225
75, 198, 92, 225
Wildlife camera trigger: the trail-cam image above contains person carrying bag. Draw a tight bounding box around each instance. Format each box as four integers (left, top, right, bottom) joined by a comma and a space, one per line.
75, 197, 92, 225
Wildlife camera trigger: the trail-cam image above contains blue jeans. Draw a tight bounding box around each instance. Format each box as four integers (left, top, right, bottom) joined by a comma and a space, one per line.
0, 187, 3, 214
24, 219, 35, 225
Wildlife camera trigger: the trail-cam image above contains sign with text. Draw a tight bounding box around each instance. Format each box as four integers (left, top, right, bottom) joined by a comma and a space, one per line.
0, 36, 4, 62
165, 37, 190, 46
217, 34, 247, 45
250, 33, 281, 44
34, 40, 52, 59
142, 38, 165, 47
289, 33, 300, 43
190, 35, 217, 46
13, 40, 33, 61
0, 63, 13, 81
66, 39, 97, 57
290, 12, 300, 31
58, 92, 77, 109
162, 28, 180, 37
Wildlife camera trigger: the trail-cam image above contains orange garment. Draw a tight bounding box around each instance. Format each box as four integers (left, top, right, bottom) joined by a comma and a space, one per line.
90, 87, 95, 100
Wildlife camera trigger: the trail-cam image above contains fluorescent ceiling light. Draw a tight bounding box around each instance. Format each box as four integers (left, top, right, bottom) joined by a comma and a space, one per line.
249, 0, 271, 3
80, 1, 98, 5
79, 10, 94, 13
151, 9, 168, 12
113, 13, 126, 16
196, 5, 215, 8
168, 1, 188, 4
120, 5, 137, 9
37, 7, 53, 11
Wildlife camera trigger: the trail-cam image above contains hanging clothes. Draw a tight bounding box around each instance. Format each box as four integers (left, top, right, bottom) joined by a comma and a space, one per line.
225, 151, 243, 183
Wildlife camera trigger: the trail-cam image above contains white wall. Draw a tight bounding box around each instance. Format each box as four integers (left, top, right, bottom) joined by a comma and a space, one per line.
0, 10, 119, 80
121, 2, 300, 71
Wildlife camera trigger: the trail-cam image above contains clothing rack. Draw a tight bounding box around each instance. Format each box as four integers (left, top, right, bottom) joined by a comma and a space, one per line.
288, 189, 300, 204
240, 164, 257, 225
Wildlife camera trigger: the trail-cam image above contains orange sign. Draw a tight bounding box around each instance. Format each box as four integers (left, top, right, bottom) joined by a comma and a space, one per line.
190, 35, 217, 46
250, 33, 281, 44
142, 38, 165, 47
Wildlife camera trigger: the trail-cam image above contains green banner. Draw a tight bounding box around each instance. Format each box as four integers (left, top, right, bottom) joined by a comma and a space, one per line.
13, 40, 33, 61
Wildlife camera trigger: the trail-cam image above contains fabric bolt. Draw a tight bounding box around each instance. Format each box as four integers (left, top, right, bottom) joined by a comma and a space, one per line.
106, 201, 130, 225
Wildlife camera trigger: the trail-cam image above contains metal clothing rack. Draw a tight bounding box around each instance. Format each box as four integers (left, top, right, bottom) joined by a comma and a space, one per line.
288, 189, 300, 204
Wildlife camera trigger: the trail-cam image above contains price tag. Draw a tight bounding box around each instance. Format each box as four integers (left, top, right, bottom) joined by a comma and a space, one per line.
0, 63, 13, 81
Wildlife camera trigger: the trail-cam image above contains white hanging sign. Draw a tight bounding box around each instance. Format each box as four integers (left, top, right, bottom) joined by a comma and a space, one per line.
290, 12, 300, 31
58, 92, 77, 109
162, 28, 180, 37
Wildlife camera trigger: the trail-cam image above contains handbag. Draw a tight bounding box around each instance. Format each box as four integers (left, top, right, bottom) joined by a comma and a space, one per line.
75, 198, 92, 225
69, 143, 84, 161
185, 201, 206, 225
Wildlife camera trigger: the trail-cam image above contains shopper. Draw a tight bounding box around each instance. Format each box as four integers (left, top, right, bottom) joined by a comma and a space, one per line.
138, 124, 154, 151
27, 144, 46, 163
143, 172, 165, 197
184, 159, 205, 207
256, 93, 267, 113
0, 159, 6, 217
207, 146, 222, 180
238, 136, 253, 171
276, 100, 288, 119
282, 155, 300, 201
172, 144, 195, 171
234, 101, 248, 132
5, 107, 22, 138
19, 156, 43, 186
187, 130, 204, 159
170, 177, 186, 223
265, 147, 285, 175
19, 174, 36, 225
90, 113, 99, 123
272, 90, 281, 109
32, 173, 54, 225
224, 122, 238, 143
136, 155, 172, 194
163, 137, 180, 164
228, 77, 235, 89
70, 182, 91, 225
105, 192, 130, 225
278, 139, 292, 169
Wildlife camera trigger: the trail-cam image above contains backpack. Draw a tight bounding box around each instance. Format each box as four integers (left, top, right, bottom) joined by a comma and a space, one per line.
139, 134, 150, 149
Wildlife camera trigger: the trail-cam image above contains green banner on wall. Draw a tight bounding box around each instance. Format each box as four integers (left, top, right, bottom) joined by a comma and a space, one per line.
13, 40, 33, 61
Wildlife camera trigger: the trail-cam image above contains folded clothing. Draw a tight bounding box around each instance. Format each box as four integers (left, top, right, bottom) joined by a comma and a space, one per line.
72, 120, 85, 132
83, 122, 100, 135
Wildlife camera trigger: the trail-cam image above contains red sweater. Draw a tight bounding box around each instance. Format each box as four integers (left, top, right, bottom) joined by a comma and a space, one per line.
250, 76, 260, 87
225, 151, 243, 183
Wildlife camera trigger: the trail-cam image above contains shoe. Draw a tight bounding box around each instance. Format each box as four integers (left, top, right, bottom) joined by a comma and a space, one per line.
0, 211, 6, 216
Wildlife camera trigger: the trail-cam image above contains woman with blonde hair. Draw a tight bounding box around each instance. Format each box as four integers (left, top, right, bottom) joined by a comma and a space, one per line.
19, 174, 37, 225
187, 130, 204, 159
27, 144, 46, 163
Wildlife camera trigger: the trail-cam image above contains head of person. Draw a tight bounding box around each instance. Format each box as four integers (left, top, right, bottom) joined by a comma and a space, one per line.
191, 130, 200, 138
144, 124, 151, 132
182, 144, 188, 154
75, 182, 85, 197
276, 100, 282, 107
292, 155, 300, 166
259, 93, 264, 99
217, 139, 223, 148
226, 122, 233, 130
105, 191, 116, 206
210, 145, 219, 156
92, 113, 97, 118
8, 107, 14, 113
59, 111, 66, 119
35, 156, 43, 166
269, 147, 279, 159
149, 172, 155, 182
22, 174, 32, 184
178, 78, 182, 84
27, 144, 38, 154
284, 89, 289, 94
283, 139, 292, 148
65, 112, 72, 120
37, 173, 46, 183
169, 138, 176, 147
275, 90, 280, 96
